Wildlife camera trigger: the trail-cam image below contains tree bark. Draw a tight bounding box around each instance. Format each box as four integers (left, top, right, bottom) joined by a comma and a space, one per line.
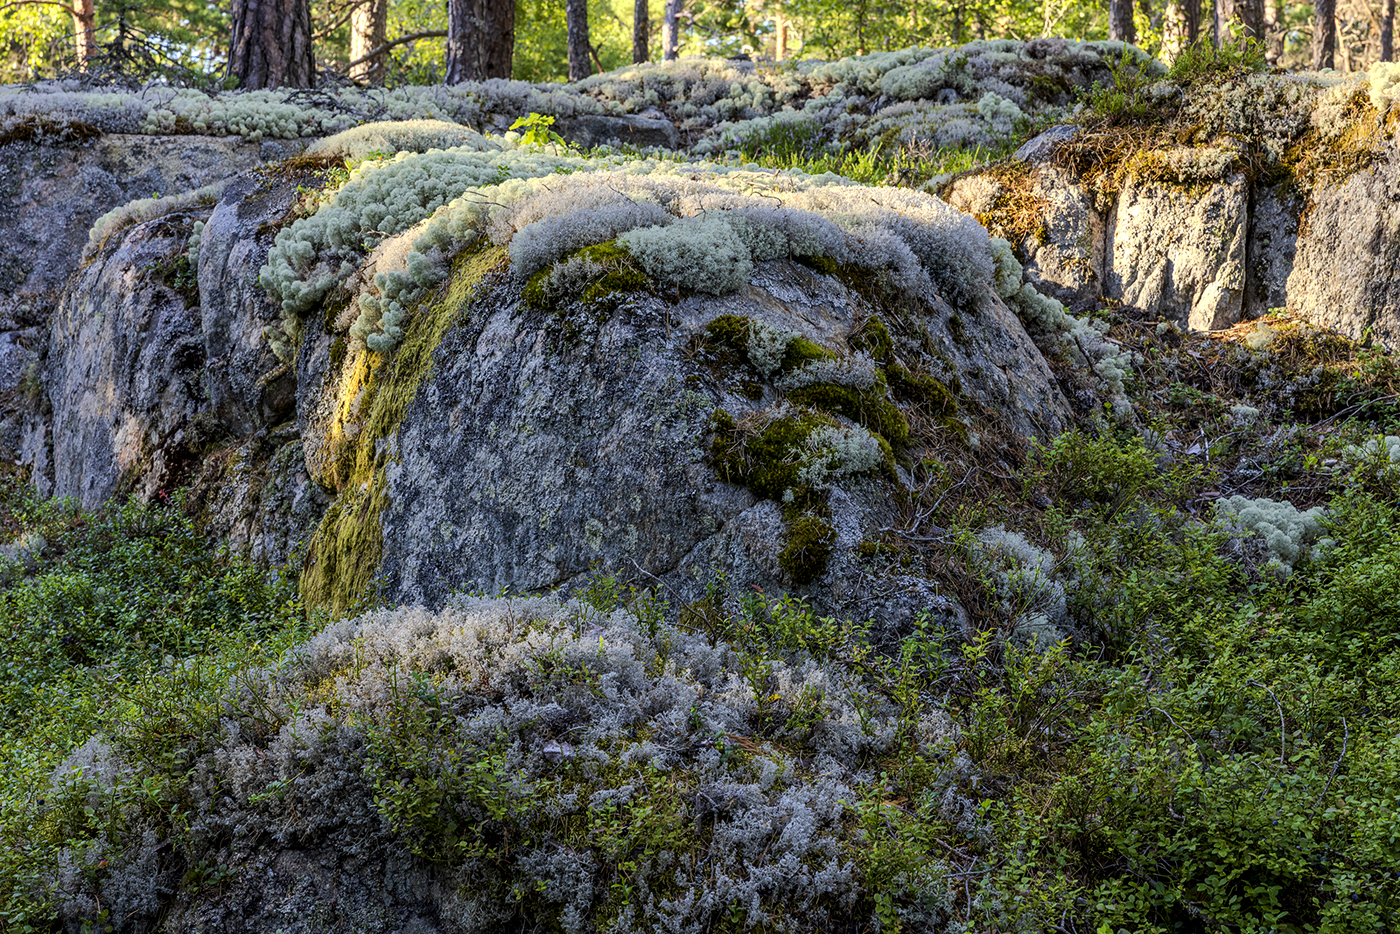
566, 0, 589, 80
1383, 0, 1395, 61
1264, 0, 1284, 62
775, 12, 787, 59
633, 0, 648, 62
349, 0, 388, 82
1313, 0, 1336, 68
662, 0, 681, 60
1162, 0, 1201, 57
1109, 0, 1137, 43
229, 0, 316, 89
445, 0, 513, 82
70, 0, 96, 66
1218, 0, 1263, 43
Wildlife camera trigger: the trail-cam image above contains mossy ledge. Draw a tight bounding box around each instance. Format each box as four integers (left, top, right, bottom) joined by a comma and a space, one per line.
300, 246, 506, 614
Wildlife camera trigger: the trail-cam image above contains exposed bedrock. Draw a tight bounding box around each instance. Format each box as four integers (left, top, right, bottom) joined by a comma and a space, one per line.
22, 164, 330, 554
952, 126, 1400, 342
24, 212, 208, 506
0, 132, 295, 329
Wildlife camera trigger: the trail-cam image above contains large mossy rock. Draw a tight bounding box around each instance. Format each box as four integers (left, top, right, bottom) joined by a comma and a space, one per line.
23, 160, 334, 552
296, 240, 1071, 630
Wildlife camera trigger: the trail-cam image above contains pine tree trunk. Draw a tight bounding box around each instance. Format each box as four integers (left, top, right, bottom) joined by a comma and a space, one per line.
1183, 0, 1201, 41
775, 13, 787, 59
1109, 0, 1137, 43
662, 0, 682, 60
566, 0, 590, 80
633, 0, 648, 62
1313, 0, 1336, 68
229, 0, 316, 88
1264, 0, 1284, 62
445, 0, 514, 82
70, 0, 96, 67
1383, 0, 1395, 61
349, 0, 388, 82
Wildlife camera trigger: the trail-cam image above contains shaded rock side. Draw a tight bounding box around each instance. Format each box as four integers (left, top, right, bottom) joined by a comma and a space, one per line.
0, 132, 294, 331
185, 425, 331, 568
300, 253, 1070, 624
198, 169, 319, 434
25, 213, 208, 506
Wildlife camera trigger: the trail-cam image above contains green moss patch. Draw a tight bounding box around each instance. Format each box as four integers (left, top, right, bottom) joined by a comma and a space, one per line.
712, 408, 834, 506
779, 515, 836, 585
850, 316, 893, 363
301, 246, 505, 614
523, 240, 648, 311
786, 381, 910, 448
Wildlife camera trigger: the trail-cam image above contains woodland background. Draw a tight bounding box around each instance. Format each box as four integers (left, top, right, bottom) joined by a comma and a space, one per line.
0, 0, 1389, 90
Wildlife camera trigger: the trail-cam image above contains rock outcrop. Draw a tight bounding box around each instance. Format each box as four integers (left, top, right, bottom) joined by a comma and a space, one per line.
952, 73, 1400, 344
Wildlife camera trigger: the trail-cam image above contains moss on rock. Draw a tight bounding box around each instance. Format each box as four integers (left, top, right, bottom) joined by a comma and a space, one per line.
301, 246, 505, 613
779, 514, 836, 585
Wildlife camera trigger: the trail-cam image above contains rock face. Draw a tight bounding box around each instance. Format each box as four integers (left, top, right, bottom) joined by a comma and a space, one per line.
1286, 143, 1400, 346
28, 213, 207, 506
298, 251, 1068, 630
198, 171, 307, 434
964, 123, 1400, 343
1105, 172, 1249, 331
0, 132, 289, 329
22, 160, 330, 552
0, 130, 300, 467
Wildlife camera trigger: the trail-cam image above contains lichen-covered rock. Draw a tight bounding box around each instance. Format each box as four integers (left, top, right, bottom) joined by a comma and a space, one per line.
1105, 171, 1249, 331
299, 245, 1068, 623
949, 159, 1105, 310
24, 213, 208, 506
0, 131, 289, 330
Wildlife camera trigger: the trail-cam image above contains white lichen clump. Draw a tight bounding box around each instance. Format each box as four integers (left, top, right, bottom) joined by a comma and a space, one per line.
1215, 495, 1332, 577
973, 526, 1075, 649
1001, 262, 1139, 422
54, 595, 966, 932
265, 136, 1012, 353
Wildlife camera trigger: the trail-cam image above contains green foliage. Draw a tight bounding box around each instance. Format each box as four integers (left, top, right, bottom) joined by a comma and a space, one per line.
1167, 37, 1269, 86
779, 514, 836, 585
510, 112, 568, 149
0, 482, 308, 928
1030, 429, 1158, 512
